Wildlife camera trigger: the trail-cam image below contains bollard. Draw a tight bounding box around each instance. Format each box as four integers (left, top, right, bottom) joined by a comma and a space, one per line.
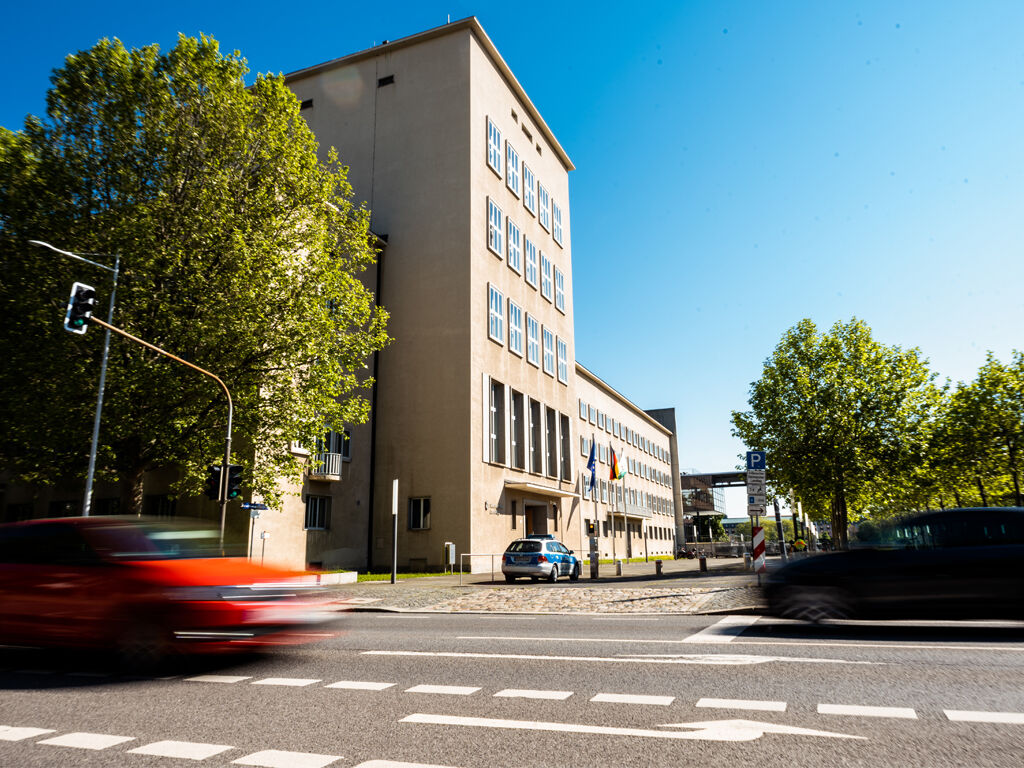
590, 557, 599, 579
698, 555, 707, 572
743, 552, 752, 570
615, 559, 622, 576
655, 559, 663, 577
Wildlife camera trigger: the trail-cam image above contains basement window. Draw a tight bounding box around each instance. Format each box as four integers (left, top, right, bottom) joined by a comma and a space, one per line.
377, 74, 395, 87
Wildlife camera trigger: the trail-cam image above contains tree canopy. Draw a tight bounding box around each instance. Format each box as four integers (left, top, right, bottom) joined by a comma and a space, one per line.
0, 35, 389, 512
731, 318, 938, 547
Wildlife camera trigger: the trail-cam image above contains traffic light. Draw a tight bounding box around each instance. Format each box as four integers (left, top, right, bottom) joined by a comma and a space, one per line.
225, 464, 243, 500
63, 282, 97, 334
586, 520, 596, 536
204, 465, 222, 501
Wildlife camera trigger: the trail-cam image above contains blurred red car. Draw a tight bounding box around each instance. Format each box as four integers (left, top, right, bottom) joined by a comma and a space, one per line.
0, 516, 337, 664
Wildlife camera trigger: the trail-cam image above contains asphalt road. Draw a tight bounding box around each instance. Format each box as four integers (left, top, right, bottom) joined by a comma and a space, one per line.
3, 612, 1024, 767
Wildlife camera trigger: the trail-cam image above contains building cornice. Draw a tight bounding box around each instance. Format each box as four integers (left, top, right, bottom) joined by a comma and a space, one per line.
282, 16, 575, 172
574, 362, 673, 437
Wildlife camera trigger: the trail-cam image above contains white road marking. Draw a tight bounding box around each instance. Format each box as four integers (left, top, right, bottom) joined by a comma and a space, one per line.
945, 710, 1024, 724
326, 680, 395, 691
593, 617, 660, 621
495, 689, 574, 700
818, 704, 917, 719
232, 750, 342, 768
400, 713, 862, 742
697, 698, 787, 712
352, 762, 462, 768
37, 732, 135, 750
0, 726, 55, 741
365, 650, 872, 667
129, 740, 235, 760
733, 640, 1024, 653
681, 615, 761, 643
253, 677, 322, 687
592, 693, 675, 706
458, 635, 695, 644
186, 674, 252, 683
405, 684, 481, 695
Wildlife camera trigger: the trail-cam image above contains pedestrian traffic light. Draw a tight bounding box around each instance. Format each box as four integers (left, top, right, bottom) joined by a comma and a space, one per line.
63, 282, 97, 335
225, 464, 243, 500
204, 465, 222, 501
586, 520, 596, 535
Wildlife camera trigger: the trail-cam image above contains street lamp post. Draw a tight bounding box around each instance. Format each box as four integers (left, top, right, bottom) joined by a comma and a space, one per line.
31, 241, 118, 516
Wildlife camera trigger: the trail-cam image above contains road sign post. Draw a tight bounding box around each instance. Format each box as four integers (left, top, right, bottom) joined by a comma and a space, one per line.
752, 526, 766, 584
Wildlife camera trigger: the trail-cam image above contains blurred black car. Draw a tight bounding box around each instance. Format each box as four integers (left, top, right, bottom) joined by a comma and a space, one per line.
764, 507, 1024, 621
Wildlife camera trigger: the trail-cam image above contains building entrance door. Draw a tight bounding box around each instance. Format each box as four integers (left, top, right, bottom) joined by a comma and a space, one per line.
525, 503, 548, 536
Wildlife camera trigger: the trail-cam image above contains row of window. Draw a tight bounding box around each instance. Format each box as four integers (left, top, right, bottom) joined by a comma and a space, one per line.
487, 117, 563, 247
488, 198, 566, 313
305, 495, 431, 532
578, 399, 670, 467
582, 476, 674, 516
580, 437, 672, 488
585, 519, 675, 541
488, 284, 568, 384
484, 374, 572, 481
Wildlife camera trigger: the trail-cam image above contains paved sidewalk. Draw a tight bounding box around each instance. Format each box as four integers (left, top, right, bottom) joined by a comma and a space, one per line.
324, 556, 769, 615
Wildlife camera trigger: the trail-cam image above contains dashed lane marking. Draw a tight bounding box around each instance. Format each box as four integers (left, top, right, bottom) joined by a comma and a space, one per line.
592, 693, 675, 706
681, 615, 761, 644
405, 684, 481, 695
697, 698, 787, 712
494, 688, 573, 700
128, 740, 235, 760
325, 680, 396, 690
37, 732, 135, 750
818, 704, 918, 719
0, 726, 55, 741
186, 674, 252, 684
252, 677, 322, 687
945, 710, 1024, 724
364, 649, 872, 667
231, 749, 342, 767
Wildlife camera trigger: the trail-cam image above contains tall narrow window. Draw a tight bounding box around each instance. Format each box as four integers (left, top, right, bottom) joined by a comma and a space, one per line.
408, 497, 431, 530
489, 379, 506, 464
540, 253, 552, 301
511, 390, 525, 470
305, 496, 331, 530
524, 235, 537, 288
508, 300, 523, 356
560, 413, 572, 480
542, 327, 555, 376
526, 314, 540, 367
537, 182, 550, 232
554, 267, 565, 312
506, 142, 520, 196
523, 163, 536, 215
487, 118, 502, 176
488, 284, 504, 344
552, 201, 563, 245
556, 337, 568, 384
487, 198, 503, 256
507, 219, 521, 274
529, 399, 543, 473
546, 407, 558, 478
579, 399, 587, 419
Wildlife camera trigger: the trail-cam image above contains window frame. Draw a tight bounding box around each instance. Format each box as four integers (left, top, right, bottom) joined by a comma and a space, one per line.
487, 198, 504, 257
487, 118, 502, 177
540, 252, 553, 302
304, 495, 331, 530
542, 326, 555, 377
526, 314, 540, 367
537, 182, 550, 232
408, 497, 431, 530
505, 141, 520, 197
508, 299, 523, 357
488, 284, 504, 345
554, 266, 565, 313
507, 219, 521, 274
523, 235, 538, 288
522, 163, 536, 215
552, 200, 563, 246
556, 337, 568, 384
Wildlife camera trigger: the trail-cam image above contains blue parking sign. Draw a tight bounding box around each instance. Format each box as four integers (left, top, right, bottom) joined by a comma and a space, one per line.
746, 451, 766, 470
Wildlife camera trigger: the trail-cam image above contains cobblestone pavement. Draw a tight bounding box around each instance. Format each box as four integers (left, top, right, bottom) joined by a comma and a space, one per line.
325, 582, 765, 615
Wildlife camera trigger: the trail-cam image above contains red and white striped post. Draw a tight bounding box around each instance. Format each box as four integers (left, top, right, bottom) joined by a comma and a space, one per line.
752, 526, 766, 579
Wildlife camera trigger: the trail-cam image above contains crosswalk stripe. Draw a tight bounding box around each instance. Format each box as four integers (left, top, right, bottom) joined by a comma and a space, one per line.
591, 693, 675, 706
253, 678, 322, 687
944, 710, 1024, 724
232, 749, 343, 767
495, 688, 574, 700
697, 698, 787, 712
405, 684, 481, 695
128, 740, 235, 759
37, 732, 136, 750
818, 704, 917, 719
186, 674, 252, 683
681, 616, 760, 644
325, 680, 395, 691
0, 726, 55, 741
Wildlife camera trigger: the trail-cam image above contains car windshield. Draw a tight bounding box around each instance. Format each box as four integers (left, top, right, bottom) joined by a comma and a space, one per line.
81, 519, 223, 560
505, 540, 542, 553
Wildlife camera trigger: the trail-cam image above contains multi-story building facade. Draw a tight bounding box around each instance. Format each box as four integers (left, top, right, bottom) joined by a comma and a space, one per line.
1, 18, 687, 573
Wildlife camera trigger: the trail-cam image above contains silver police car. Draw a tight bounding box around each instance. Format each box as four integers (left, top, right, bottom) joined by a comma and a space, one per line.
501, 535, 581, 582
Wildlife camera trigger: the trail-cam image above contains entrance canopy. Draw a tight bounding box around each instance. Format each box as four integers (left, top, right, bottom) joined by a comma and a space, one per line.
504, 480, 579, 500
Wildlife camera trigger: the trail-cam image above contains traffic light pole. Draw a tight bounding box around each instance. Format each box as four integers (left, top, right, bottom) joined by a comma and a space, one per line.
86, 316, 234, 550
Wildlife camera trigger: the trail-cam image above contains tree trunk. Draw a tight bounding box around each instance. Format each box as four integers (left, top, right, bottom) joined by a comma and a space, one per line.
831, 489, 849, 549
126, 465, 145, 516
976, 476, 988, 506
953, 489, 963, 507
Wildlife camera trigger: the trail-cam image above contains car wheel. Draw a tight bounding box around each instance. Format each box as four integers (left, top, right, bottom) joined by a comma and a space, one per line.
548, 565, 558, 583
117, 621, 171, 673
504, 574, 516, 583
777, 586, 853, 623
569, 562, 580, 581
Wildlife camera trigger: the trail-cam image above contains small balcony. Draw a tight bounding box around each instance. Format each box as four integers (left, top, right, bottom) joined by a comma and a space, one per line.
308, 452, 343, 481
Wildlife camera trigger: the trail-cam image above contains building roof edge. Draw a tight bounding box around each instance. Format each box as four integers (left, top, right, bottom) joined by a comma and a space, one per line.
574, 362, 674, 436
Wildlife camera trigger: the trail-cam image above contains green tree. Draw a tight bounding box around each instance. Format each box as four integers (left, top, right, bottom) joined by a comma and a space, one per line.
731, 318, 938, 548
0, 35, 389, 513
733, 518, 794, 542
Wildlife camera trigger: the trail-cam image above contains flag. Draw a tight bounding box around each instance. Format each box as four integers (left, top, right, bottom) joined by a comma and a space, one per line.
586, 434, 596, 492
610, 446, 625, 480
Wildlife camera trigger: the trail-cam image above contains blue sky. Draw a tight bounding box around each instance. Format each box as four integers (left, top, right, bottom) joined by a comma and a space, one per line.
4, 2, 1023, 515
